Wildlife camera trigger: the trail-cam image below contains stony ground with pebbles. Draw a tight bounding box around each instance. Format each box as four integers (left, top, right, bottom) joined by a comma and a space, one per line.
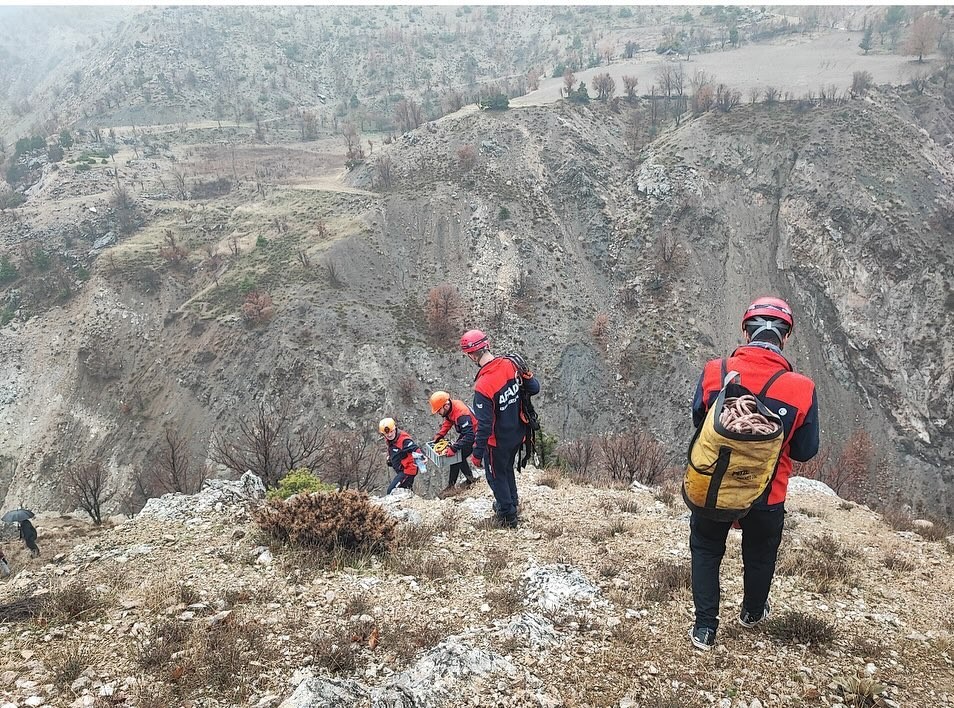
0, 470, 951, 708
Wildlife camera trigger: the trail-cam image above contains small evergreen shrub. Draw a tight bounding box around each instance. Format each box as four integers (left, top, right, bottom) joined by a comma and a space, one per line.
267, 468, 336, 500
254, 490, 397, 555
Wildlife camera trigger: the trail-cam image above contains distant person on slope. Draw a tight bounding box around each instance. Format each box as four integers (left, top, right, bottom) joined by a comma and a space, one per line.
19, 519, 40, 558
460, 329, 540, 529
429, 390, 479, 495
380, 418, 424, 495
687, 297, 819, 651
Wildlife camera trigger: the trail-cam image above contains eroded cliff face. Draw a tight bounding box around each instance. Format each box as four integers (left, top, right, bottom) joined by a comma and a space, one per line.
0, 86, 951, 517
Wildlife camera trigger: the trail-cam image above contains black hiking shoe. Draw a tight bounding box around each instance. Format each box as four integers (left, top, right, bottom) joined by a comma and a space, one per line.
689, 626, 716, 651
739, 601, 770, 628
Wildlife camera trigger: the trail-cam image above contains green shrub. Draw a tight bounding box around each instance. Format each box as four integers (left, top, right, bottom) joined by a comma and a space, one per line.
59, 130, 73, 148
254, 489, 397, 555
0, 193, 25, 211
256, 235, 269, 248
75, 163, 91, 172
498, 205, 510, 221
0, 255, 17, 284
267, 468, 336, 500
239, 275, 256, 295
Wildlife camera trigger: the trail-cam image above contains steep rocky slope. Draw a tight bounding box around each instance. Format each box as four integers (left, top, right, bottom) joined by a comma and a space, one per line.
0, 473, 951, 707
0, 84, 951, 519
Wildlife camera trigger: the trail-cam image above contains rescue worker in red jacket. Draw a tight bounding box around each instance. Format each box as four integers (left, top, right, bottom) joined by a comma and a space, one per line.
688, 297, 820, 651
380, 417, 422, 495
460, 329, 540, 529
429, 391, 478, 492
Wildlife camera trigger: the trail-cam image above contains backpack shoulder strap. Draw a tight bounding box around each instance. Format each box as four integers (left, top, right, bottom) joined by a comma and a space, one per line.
759, 369, 788, 398
720, 358, 727, 382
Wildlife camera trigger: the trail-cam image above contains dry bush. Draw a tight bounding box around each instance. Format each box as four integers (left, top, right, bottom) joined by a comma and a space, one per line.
535, 468, 561, 489
190, 616, 265, 697
601, 428, 670, 486
424, 283, 461, 346
397, 375, 416, 405
384, 618, 443, 663
764, 611, 836, 647
241, 290, 275, 324
642, 559, 691, 602
796, 429, 872, 500
851, 70, 873, 97
159, 230, 188, 265
557, 436, 599, 481
715, 84, 741, 112
43, 582, 104, 622
479, 554, 509, 578
254, 490, 397, 555
776, 536, 855, 592
311, 630, 359, 674
457, 144, 477, 172
396, 520, 439, 550
134, 619, 193, 670
47, 644, 89, 691
590, 312, 610, 343
882, 552, 916, 573
485, 585, 523, 615
144, 425, 206, 495
320, 429, 381, 492
619, 498, 641, 514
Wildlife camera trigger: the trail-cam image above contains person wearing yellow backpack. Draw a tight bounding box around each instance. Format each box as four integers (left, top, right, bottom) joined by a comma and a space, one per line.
688, 297, 819, 651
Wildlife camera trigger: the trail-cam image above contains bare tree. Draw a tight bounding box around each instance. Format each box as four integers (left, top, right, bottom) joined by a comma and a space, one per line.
622, 75, 639, 101
65, 461, 116, 525
374, 155, 393, 190
425, 283, 462, 345
148, 425, 206, 494
342, 122, 365, 165
210, 401, 328, 488
904, 13, 941, 63
592, 72, 616, 101
656, 64, 676, 98
322, 429, 381, 491
171, 168, 188, 200
557, 436, 599, 481
562, 69, 576, 97
715, 84, 741, 112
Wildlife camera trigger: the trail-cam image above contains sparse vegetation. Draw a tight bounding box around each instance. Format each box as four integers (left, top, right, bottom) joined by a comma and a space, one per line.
765, 611, 836, 647
255, 489, 398, 556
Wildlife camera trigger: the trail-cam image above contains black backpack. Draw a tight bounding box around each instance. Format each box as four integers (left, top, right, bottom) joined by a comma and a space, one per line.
503, 353, 540, 470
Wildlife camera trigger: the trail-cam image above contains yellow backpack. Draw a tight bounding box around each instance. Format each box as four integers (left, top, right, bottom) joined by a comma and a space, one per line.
683, 362, 787, 522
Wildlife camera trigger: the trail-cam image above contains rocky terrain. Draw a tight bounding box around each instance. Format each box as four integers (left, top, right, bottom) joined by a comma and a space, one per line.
0, 7, 953, 523
0, 471, 951, 707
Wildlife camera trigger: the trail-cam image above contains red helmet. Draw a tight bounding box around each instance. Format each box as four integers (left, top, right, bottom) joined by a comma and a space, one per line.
742, 297, 794, 332
460, 329, 489, 354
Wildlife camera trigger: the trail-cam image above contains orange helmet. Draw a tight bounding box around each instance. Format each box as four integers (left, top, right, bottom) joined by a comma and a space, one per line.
429, 390, 451, 414
378, 417, 396, 435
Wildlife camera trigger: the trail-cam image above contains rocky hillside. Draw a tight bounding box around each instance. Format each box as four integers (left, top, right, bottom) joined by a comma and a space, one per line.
0, 5, 778, 141
0, 78, 952, 519
0, 472, 951, 707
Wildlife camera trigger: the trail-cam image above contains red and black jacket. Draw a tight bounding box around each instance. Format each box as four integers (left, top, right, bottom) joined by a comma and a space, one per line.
692, 343, 819, 507
472, 357, 541, 461
385, 430, 420, 476
436, 399, 477, 453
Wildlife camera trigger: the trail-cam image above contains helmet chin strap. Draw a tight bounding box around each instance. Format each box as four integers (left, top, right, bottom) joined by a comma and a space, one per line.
746, 316, 787, 341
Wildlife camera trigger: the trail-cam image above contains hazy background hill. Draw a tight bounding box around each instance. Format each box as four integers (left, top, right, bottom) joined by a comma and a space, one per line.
0, 5, 952, 522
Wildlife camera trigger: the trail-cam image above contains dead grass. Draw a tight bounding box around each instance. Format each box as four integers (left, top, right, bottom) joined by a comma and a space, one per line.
485, 585, 524, 615
535, 468, 561, 489
764, 610, 836, 648
777, 534, 857, 592
47, 644, 89, 692
642, 559, 691, 602
43, 582, 106, 623
882, 552, 917, 573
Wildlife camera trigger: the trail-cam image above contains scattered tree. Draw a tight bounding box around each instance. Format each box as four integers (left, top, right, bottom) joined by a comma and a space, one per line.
65, 461, 115, 525
210, 401, 328, 488
592, 73, 616, 101
851, 70, 874, 97
860, 25, 874, 54
562, 69, 576, 97
904, 13, 941, 63
242, 290, 275, 324
622, 75, 639, 101
425, 283, 461, 345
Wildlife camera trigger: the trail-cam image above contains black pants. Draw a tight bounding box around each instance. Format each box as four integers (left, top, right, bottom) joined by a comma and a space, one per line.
447, 445, 475, 486
689, 507, 784, 632
484, 445, 519, 519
